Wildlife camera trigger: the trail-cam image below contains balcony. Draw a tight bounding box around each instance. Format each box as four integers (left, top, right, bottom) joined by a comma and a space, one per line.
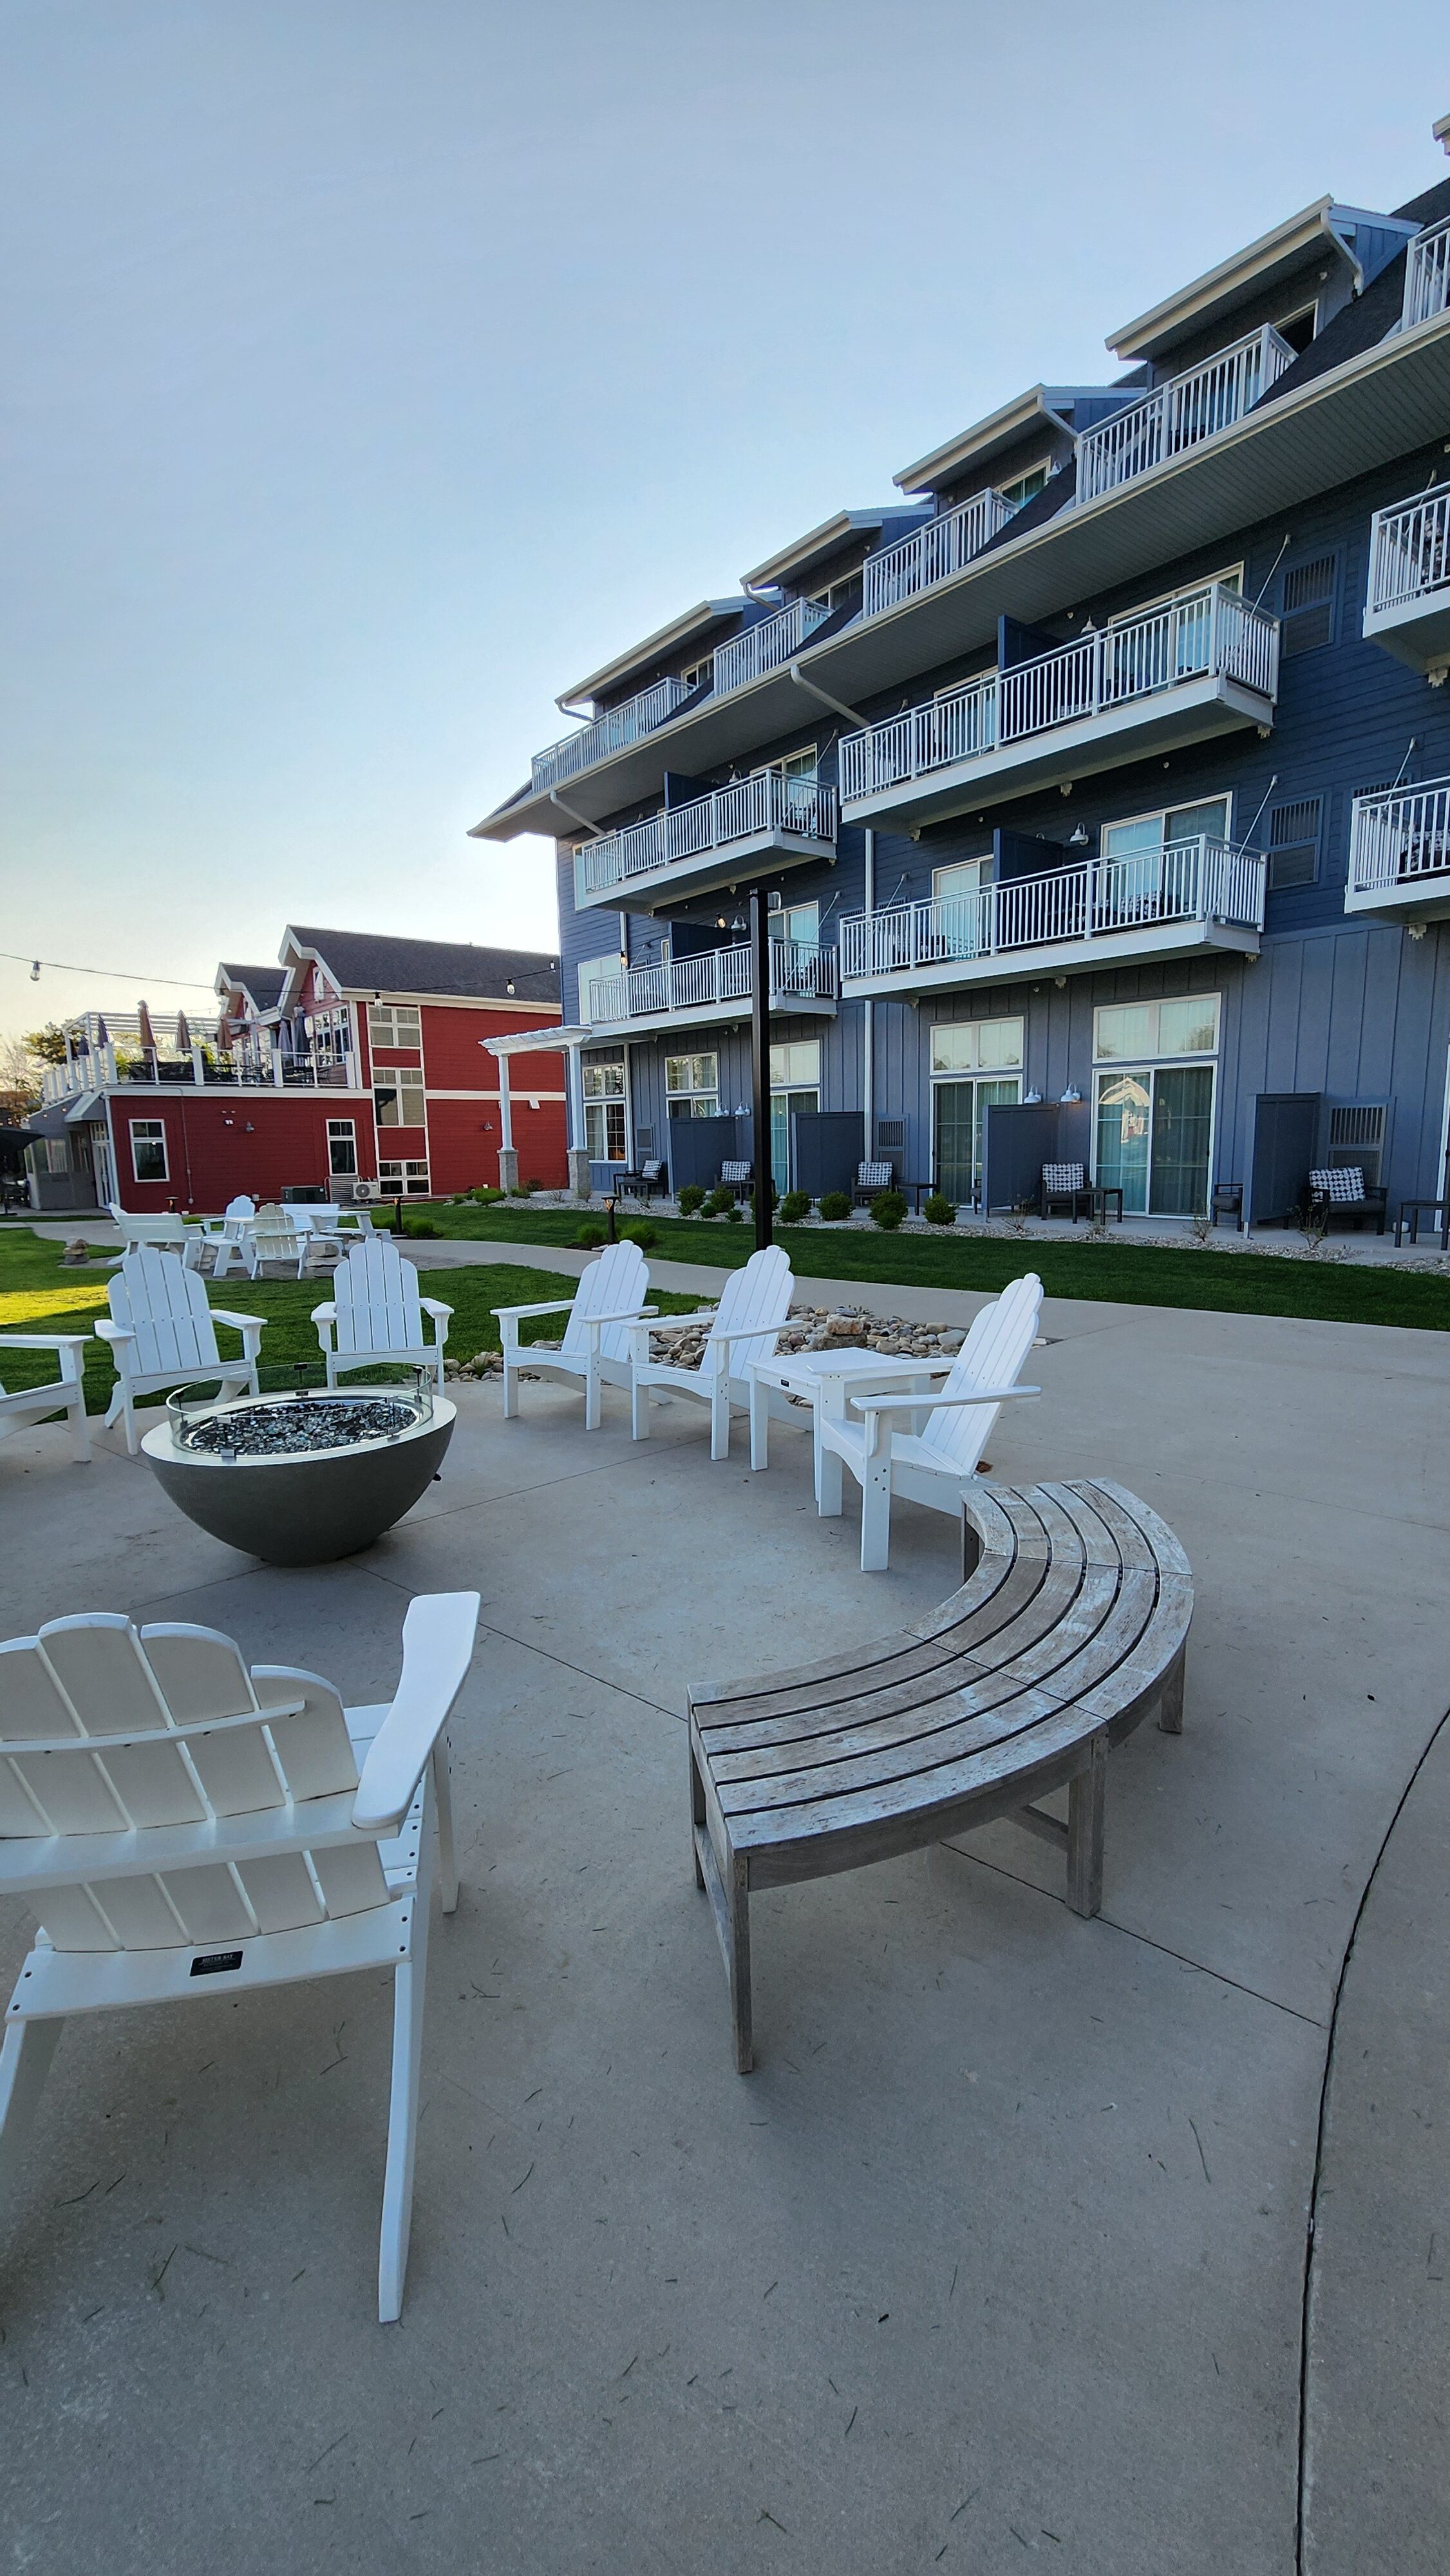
1404, 218, 1450, 331
862, 489, 1014, 621
37, 1012, 359, 1107
585, 940, 837, 1038
838, 585, 1279, 829
530, 677, 691, 795
1076, 327, 1295, 506
1362, 488, 1450, 679
712, 597, 830, 697
1345, 777, 1450, 921
572, 769, 838, 912
839, 837, 1266, 997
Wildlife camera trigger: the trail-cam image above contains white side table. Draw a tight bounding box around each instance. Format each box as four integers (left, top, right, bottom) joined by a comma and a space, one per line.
745, 1348, 954, 1507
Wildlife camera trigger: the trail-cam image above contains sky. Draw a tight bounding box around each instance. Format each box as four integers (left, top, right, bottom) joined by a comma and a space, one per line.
3, 0, 1448, 1037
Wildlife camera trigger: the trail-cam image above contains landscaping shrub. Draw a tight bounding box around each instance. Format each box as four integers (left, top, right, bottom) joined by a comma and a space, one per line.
402, 1216, 440, 1238
818, 1190, 851, 1223
923, 1194, 956, 1227
723, 1203, 743, 1224
780, 1190, 811, 1223
704, 1185, 735, 1217
574, 1222, 606, 1249
678, 1184, 706, 1216
469, 1185, 504, 1206
870, 1189, 908, 1231
619, 1221, 657, 1249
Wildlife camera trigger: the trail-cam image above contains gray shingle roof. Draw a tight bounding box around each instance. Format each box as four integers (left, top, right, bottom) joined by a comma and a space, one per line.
218, 963, 287, 1012
285, 927, 560, 1007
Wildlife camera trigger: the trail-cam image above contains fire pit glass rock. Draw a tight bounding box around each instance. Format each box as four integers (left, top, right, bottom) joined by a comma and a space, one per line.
141, 1372, 455, 1564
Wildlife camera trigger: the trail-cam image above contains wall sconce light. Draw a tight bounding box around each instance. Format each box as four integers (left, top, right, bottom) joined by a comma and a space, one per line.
243, 1121, 254, 1133
1024, 1088, 1042, 1104
1068, 824, 1090, 847
1059, 1086, 1081, 1103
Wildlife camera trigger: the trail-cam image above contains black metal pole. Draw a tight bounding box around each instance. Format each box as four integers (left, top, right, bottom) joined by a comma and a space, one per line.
749, 886, 772, 1250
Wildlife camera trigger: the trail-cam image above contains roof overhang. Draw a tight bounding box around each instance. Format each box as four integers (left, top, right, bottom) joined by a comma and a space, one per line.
558, 601, 748, 712
894, 387, 1116, 496
802, 306, 1450, 706
740, 507, 928, 594
1107, 199, 1412, 364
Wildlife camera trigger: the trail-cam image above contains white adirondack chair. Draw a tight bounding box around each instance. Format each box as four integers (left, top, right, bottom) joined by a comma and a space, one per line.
0, 1336, 91, 1463
629, 1244, 793, 1461
106, 1204, 204, 1269
312, 1236, 452, 1389
95, 1249, 265, 1455
0, 1590, 479, 2323
818, 1272, 1044, 1571
241, 1210, 311, 1279
496, 1240, 654, 1430
197, 1196, 256, 1280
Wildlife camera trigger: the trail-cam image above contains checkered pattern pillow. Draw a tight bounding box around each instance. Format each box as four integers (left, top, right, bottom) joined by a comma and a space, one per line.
1310, 1166, 1364, 1202
858, 1162, 894, 1188
1043, 1162, 1086, 1191
720, 1162, 751, 1183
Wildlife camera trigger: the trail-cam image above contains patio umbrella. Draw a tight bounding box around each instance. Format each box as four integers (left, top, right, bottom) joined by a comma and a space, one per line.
94, 1016, 109, 1046
175, 1009, 192, 1054
137, 999, 157, 1057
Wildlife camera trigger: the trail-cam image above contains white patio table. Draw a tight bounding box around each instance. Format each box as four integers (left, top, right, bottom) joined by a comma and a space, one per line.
745, 1347, 956, 1508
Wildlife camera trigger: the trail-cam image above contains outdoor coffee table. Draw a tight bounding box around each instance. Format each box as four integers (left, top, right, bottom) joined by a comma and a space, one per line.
746, 1347, 955, 1506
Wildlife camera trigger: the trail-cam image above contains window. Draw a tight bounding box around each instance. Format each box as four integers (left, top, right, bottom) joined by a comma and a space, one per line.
1280, 553, 1338, 656
680, 659, 711, 692
1276, 303, 1317, 355
769, 1040, 821, 1090
42, 1138, 70, 1175
666, 1052, 719, 1119
1091, 997, 1220, 1219
367, 1003, 421, 1050
378, 1159, 430, 1197
583, 1054, 626, 1162
312, 1006, 352, 1065
769, 1039, 821, 1195
755, 746, 818, 785
129, 1119, 167, 1182
374, 1070, 425, 1127
578, 951, 625, 1024
997, 461, 1051, 513
1093, 996, 1219, 1061
770, 898, 818, 946
327, 1119, 358, 1177
1267, 795, 1323, 890
930, 1016, 1024, 1075
930, 1019, 1026, 1203
1102, 798, 1230, 861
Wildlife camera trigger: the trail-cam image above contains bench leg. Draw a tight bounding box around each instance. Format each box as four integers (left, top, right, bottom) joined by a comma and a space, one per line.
1066, 1733, 1107, 1918
690, 1736, 707, 1889
1157, 1642, 1186, 1735
691, 1774, 754, 2074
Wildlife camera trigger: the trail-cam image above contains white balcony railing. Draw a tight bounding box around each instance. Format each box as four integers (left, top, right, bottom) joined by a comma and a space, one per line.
574, 770, 838, 900
37, 1010, 355, 1103
712, 598, 830, 698
1076, 326, 1295, 506
588, 939, 837, 1027
1404, 218, 1450, 331
862, 488, 1015, 620
1350, 777, 1450, 894
838, 837, 1266, 981
530, 676, 690, 794
839, 585, 1278, 806
1368, 489, 1450, 614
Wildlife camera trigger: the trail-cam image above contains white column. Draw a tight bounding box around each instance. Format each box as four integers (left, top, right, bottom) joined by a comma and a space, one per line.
496, 1050, 514, 1151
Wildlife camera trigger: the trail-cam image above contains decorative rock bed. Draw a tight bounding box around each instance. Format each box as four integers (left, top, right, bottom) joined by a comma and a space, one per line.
141, 1380, 456, 1564
448, 1305, 968, 1383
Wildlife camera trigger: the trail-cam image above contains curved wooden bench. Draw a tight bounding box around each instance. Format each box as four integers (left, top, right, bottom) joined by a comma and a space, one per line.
688, 1479, 1192, 2070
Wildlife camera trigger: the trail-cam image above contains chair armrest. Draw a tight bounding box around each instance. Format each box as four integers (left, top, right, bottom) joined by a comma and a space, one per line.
706, 1322, 791, 1349
352, 1591, 480, 1834
211, 1309, 267, 1336
310, 1300, 338, 1323
420, 1299, 453, 1321
0, 1332, 91, 1352
848, 1384, 1040, 1417
93, 1320, 132, 1349
647, 1308, 717, 1336
493, 1298, 578, 1322
579, 1305, 657, 1340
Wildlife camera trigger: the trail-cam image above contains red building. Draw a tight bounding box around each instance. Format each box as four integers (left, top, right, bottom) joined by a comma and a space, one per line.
26, 927, 565, 1213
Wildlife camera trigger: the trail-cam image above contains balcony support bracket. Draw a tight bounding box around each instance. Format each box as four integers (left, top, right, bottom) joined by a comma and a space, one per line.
549, 791, 607, 843
789, 664, 871, 730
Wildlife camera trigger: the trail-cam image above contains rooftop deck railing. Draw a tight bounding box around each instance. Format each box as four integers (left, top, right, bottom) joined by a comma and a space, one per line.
839, 585, 1278, 806
712, 598, 830, 697
839, 837, 1266, 982
1368, 489, 1450, 614
862, 488, 1015, 620
1404, 218, 1450, 330
1076, 325, 1295, 506
574, 770, 838, 900
1350, 777, 1450, 893
588, 939, 836, 1028
529, 676, 691, 794
37, 1012, 355, 1103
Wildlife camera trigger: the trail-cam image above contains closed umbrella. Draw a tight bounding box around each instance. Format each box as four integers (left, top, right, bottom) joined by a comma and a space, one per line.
94, 1016, 109, 1045
175, 1009, 192, 1054
137, 1000, 157, 1059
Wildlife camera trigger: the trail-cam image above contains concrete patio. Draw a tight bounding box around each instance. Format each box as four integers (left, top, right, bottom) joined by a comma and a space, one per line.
1, 1287, 1447, 2573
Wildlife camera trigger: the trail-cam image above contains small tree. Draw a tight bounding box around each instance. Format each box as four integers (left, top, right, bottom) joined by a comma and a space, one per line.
22, 1025, 68, 1067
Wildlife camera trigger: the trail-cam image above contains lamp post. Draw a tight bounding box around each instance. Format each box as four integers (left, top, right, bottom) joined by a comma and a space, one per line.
749, 887, 772, 1249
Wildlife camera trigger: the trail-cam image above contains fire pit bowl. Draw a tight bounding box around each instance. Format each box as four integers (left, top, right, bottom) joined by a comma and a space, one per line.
140, 1374, 456, 1564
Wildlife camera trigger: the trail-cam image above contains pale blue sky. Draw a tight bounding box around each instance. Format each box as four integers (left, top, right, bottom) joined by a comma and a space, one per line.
3, 0, 1447, 1033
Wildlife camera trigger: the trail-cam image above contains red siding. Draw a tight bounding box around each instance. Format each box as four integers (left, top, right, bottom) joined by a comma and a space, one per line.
110, 1092, 376, 1214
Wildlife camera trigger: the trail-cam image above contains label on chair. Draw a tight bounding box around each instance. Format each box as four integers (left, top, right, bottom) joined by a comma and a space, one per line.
189, 1949, 244, 1976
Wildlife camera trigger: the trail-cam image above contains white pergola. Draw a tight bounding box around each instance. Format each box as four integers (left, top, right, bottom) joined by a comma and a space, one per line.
482, 1023, 588, 1159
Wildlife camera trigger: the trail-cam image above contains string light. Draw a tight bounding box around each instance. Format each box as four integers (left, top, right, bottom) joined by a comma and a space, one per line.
1, 947, 217, 993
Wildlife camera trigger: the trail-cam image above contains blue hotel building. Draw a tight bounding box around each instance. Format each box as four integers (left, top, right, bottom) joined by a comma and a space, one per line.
475, 131, 1450, 1229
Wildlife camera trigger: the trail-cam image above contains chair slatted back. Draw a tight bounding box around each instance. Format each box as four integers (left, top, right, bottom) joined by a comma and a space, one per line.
0, 1615, 384, 1952
223, 1196, 256, 1221
560, 1241, 648, 1365
858, 1161, 894, 1188
711, 1244, 793, 1375
332, 1236, 425, 1358
720, 1162, 751, 1184
919, 1272, 1042, 1473
109, 1249, 221, 1379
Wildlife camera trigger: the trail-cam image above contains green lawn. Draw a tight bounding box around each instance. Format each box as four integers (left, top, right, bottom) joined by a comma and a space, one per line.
0, 1227, 702, 1419
397, 1200, 1450, 1332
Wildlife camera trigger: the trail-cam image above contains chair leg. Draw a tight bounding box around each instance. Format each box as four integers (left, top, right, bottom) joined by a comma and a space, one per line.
859, 1454, 893, 1572
432, 1738, 458, 1914
67, 1390, 91, 1464
0, 2015, 64, 2196
378, 1803, 435, 2324
584, 1349, 601, 1433
120, 1383, 138, 1457
817, 1436, 843, 1517
748, 1374, 769, 1472
632, 1374, 651, 1440
1066, 1734, 1107, 1918
502, 1356, 519, 1419
710, 1378, 731, 1462
1156, 1643, 1186, 1736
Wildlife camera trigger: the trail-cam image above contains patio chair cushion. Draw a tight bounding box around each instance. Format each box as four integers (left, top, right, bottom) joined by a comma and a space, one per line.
1310, 1166, 1364, 1202
857, 1162, 894, 1189
1042, 1162, 1087, 1191
720, 1162, 751, 1184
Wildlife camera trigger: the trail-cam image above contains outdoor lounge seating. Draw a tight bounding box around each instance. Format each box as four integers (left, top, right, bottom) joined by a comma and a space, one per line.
196, 1196, 256, 1278
1040, 1162, 1095, 1221
688, 1477, 1192, 2070
242, 1211, 311, 1278
629, 1244, 793, 1459
616, 1158, 666, 1202
106, 1205, 204, 1268
95, 1249, 265, 1455
0, 1591, 479, 2322
719, 1160, 753, 1201
497, 1239, 654, 1429
1308, 1166, 1387, 1233
852, 1159, 896, 1206
0, 1334, 91, 1463
312, 1235, 452, 1389
816, 1273, 1043, 1570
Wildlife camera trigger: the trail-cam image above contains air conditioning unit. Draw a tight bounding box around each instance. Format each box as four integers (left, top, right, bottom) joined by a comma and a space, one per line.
346, 1177, 382, 1204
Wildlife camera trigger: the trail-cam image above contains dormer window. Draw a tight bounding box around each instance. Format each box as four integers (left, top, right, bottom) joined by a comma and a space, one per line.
1276, 304, 1317, 356
997, 462, 1051, 514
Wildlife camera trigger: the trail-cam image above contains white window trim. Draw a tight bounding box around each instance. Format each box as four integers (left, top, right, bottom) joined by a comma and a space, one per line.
995, 458, 1053, 509
1089, 1059, 1219, 1220
129, 1117, 168, 1183
1091, 993, 1223, 1063
1103, 564, 1245, 628
928, 1014, 1026, 1078
373, 1068, 427, 1128
367, 1003, 422, 1050
1101, 792, 1236, 854
326, 1117, 358, 1177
